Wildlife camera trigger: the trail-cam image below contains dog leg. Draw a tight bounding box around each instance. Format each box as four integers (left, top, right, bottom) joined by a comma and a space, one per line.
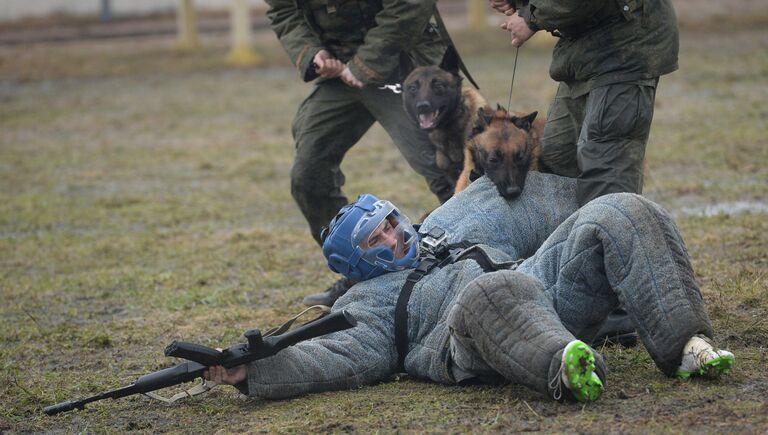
455, 147, 476, 193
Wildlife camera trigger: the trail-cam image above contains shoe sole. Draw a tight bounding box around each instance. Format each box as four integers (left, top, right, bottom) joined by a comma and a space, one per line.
675, 354, 734, 379
563, 340, 604, 402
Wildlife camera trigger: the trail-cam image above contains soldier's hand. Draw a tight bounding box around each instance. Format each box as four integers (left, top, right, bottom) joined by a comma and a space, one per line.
313, 50, 344, 79
490, 0, 515, 14
204, 364, 247, 386
500, 13, 535, 47
340, 66, 364, 89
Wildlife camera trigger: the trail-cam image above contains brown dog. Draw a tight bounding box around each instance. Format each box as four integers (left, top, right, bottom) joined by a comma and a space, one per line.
457, 105, 545, 199
402, 47, 488, 185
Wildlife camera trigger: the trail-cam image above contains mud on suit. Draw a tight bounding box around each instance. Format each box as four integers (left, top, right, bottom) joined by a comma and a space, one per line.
511, 0, 679, 205
240, 173, 713, 400
265, 0, 452, 244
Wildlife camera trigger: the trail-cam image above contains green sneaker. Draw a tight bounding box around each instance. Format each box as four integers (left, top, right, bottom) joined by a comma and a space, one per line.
560, 340, 604, 402
675, 335, 734, 379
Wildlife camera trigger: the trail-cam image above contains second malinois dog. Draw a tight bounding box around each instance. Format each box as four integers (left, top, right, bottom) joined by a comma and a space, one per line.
402, 47, 488, 185
458, 105, 545, 199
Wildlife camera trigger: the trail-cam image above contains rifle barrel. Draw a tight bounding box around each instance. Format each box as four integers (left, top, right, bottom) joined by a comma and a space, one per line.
44, 385, 137, 416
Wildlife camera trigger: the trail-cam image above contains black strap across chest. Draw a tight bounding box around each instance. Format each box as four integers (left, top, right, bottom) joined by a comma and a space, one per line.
394, 256, 439, 373
394, 242, 508, 372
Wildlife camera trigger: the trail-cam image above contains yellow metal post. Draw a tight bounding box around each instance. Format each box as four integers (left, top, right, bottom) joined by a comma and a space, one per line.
529, 31, 558, 48
467, 0, 486, 31
227, 0, 263, 66
176, 0, 200, 50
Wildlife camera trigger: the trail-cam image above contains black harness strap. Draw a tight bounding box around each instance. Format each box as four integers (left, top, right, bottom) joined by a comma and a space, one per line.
453, 245, 523, 273
394, 257, 439, 372
394, 239, 515, 372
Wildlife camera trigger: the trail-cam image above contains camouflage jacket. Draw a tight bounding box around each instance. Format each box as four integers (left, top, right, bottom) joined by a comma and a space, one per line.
265, 0, 446, 86
513, 0, 679, 92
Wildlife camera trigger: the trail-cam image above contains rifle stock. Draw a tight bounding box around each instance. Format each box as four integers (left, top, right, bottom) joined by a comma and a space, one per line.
44, 310, 356, 416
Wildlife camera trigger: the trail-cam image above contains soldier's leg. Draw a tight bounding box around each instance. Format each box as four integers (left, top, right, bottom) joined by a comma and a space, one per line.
447, 270, 606, 401
576, 81, 657, 205
518, 193, 715, 375
291, 81, 375, 245
539, 83, 586, 178
361, 87, 454, 203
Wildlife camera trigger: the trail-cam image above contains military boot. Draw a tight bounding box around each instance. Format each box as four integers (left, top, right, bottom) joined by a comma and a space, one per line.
590, 308, 638, 348
302, 277, 355, 307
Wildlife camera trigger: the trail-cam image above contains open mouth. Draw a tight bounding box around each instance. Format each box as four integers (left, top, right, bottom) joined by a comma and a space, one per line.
418, 109, 441, 130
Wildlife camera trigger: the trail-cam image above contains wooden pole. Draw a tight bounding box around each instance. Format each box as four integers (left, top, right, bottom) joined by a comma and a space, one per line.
467, 0, 486, 31
227, 0, 263, 65
100, 0, 112, 22
176, 0, 200, 50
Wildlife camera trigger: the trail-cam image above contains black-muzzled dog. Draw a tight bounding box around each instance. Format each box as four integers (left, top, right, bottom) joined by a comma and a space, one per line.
402, 47, 488, 187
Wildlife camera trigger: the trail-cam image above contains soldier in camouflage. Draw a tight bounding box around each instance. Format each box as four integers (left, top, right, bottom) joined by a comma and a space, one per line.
492, 0, 679, 205
492, 0, 679, 341
264, 0, 452, 305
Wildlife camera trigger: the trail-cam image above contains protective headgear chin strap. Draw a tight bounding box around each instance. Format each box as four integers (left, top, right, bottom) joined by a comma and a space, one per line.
322, 194, 420, 281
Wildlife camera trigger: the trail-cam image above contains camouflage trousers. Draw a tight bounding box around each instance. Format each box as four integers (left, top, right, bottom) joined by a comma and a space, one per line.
540, 79, 659, 206
290, 78, 454, 245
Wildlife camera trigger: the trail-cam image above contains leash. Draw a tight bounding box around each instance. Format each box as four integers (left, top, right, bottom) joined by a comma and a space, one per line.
380, 8, 480, 95
506, 46, 519, 112
432, 7, 480, 89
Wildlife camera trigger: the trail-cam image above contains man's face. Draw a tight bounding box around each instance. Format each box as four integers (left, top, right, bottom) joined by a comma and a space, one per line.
362, 215, 407, 259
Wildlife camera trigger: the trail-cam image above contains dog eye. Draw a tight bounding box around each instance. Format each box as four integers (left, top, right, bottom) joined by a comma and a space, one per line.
488, 150, 503, 164
432, 81, 445, 92
407, 83, 418, 94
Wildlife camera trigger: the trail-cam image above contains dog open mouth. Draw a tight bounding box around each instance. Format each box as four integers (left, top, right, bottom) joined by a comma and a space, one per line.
418, 109, 440, 130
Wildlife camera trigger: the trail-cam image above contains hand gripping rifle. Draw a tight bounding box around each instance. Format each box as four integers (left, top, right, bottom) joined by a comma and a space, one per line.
44, 309, 357, 416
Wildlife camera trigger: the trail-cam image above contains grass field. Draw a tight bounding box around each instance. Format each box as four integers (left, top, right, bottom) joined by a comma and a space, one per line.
1, 8, 767, 433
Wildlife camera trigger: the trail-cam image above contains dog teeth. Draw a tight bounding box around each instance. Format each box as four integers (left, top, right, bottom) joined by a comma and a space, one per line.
418, 111, 439, 129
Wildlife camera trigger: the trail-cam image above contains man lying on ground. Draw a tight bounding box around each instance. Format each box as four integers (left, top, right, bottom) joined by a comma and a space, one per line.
205, 173, 734, 403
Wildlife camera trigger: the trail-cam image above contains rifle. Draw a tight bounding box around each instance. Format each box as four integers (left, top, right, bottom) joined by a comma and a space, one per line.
44, 309, 357, 416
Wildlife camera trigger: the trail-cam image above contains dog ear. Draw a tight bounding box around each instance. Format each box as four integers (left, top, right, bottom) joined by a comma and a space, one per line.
439, 46, 461, 76
479, 107, 494, 126
510, 111, 538, 131
470, 107, 492, 137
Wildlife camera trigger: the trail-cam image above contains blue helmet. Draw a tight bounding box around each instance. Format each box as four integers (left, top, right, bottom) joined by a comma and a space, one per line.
322, 194, 420, 281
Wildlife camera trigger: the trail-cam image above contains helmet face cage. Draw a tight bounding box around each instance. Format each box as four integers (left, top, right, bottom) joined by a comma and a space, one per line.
351, 200, 417, 269
322, 195, 420, 281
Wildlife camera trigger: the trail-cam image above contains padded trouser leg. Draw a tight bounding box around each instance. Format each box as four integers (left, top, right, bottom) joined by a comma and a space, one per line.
519, 193, 713, 375
448, 270, 605, 399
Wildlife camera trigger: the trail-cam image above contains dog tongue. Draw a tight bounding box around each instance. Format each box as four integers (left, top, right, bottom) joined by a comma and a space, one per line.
418, 112, 437, 129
